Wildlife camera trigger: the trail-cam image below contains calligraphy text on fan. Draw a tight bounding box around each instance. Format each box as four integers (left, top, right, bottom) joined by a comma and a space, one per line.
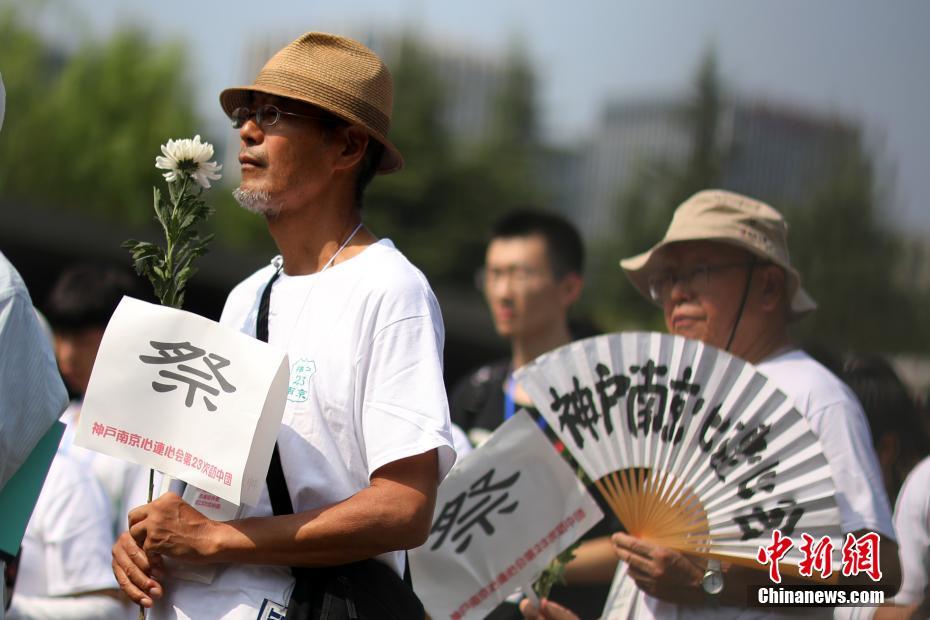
756, 530, 882, 583
547, 358, 800, 540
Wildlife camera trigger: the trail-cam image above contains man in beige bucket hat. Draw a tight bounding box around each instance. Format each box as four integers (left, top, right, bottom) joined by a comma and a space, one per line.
112, 33, 456, 619
520, 190, 901, 619
604, 190, 900, 617
621, 189, 817, 320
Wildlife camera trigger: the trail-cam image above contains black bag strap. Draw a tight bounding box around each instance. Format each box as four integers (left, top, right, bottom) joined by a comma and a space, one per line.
257, 267, 299, 521
266, 444, 294, 515
257, 268, 316, 619
258, 268, 294, 518
256, 266, 281, 344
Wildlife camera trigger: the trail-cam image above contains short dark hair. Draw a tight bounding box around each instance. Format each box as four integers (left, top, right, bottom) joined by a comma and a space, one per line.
490, 209, 585, 277
44, 263, 143, 332
842, 353, 930, 501
354, 139, 385, 210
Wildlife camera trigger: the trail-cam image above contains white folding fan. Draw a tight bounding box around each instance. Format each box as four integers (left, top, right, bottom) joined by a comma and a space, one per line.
514, 331, 843, 576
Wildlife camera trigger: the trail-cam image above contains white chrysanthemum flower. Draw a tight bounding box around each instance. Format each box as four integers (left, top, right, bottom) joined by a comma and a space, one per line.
155, 134, 223, 189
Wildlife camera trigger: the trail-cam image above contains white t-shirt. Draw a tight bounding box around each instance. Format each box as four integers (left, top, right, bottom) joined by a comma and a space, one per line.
890, 455, 930, 606
621, 348, 895, 620
59, 402, 149, 536
758, 350, 893, 538
152, 239, 455, 620
11, 452, 117, 600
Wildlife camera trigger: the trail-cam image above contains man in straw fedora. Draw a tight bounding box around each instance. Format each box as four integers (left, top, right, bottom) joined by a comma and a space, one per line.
111, 32, 455, 619
522, 189, 901, 619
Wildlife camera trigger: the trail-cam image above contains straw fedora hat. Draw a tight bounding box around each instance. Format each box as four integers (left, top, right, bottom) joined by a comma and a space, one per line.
619, 189, 817, 319
220, 32, 403, 174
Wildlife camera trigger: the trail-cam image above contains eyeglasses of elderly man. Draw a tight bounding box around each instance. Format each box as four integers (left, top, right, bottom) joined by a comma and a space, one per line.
229, 103, 336, 129
646, 260, 758, 304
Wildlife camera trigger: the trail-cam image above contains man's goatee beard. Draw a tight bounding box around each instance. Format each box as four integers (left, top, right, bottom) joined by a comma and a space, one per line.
232, 188, 280, 216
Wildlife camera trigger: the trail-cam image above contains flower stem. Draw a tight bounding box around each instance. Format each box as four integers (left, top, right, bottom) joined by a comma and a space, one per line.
128, 141, 221, 618
137, 467, 156, 620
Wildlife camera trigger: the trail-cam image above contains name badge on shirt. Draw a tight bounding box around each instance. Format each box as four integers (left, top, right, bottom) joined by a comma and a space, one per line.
287, 358, 316, 403
257, 598, 287, 620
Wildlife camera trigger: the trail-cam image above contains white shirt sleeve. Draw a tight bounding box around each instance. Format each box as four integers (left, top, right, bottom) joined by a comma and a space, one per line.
891, 456, 930, 605
360, 314, 455, 483
16, 456, 118, 599
806, 399, 895, 538
0, 281, 69, 489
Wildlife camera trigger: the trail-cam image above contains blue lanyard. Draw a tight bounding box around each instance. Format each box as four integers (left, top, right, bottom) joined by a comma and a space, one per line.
504, 375, 516, 420
504, 374, 547, 430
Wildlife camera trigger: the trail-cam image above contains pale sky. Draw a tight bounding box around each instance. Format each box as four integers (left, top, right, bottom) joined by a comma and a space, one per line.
32, 0, 930, 232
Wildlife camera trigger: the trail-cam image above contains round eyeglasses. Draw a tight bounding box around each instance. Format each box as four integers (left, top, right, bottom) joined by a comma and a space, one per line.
647, 261, 756, 304
229, 104, 332, 129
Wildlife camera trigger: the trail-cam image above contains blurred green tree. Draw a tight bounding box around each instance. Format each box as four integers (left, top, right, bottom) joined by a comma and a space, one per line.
447, 40, 547, 281
0, 7, 205, 227
785, 136, 924, 353
365, 34, 546, 284
0, 6, 274, 259
363, 33, 455, 276
587, 50, 729, 330
476, 40, 543, 199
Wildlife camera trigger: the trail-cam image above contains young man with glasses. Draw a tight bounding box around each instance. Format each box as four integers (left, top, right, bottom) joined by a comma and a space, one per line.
451, 210, 624, 619
451, 209, 585, 446
523, 190, 901, 619
110, 32, 455, 620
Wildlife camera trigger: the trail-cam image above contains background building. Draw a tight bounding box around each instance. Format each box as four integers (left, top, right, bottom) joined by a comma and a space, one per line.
575, 97, 858, 239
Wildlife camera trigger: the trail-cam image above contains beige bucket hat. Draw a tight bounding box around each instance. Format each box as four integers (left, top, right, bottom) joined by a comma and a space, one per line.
619, 189, 817, 318
220, 32, 403, 174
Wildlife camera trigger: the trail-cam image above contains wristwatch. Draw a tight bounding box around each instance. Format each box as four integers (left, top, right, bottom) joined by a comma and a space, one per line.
701, 559, 724, 601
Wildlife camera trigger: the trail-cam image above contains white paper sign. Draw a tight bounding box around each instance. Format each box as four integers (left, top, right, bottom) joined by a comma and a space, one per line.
410, 411, 604, 620
600, 562, 638, 620
76, 296, 289, 506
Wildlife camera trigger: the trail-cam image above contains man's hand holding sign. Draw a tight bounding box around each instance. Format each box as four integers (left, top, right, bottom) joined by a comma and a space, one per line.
74, 136, 289, 616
